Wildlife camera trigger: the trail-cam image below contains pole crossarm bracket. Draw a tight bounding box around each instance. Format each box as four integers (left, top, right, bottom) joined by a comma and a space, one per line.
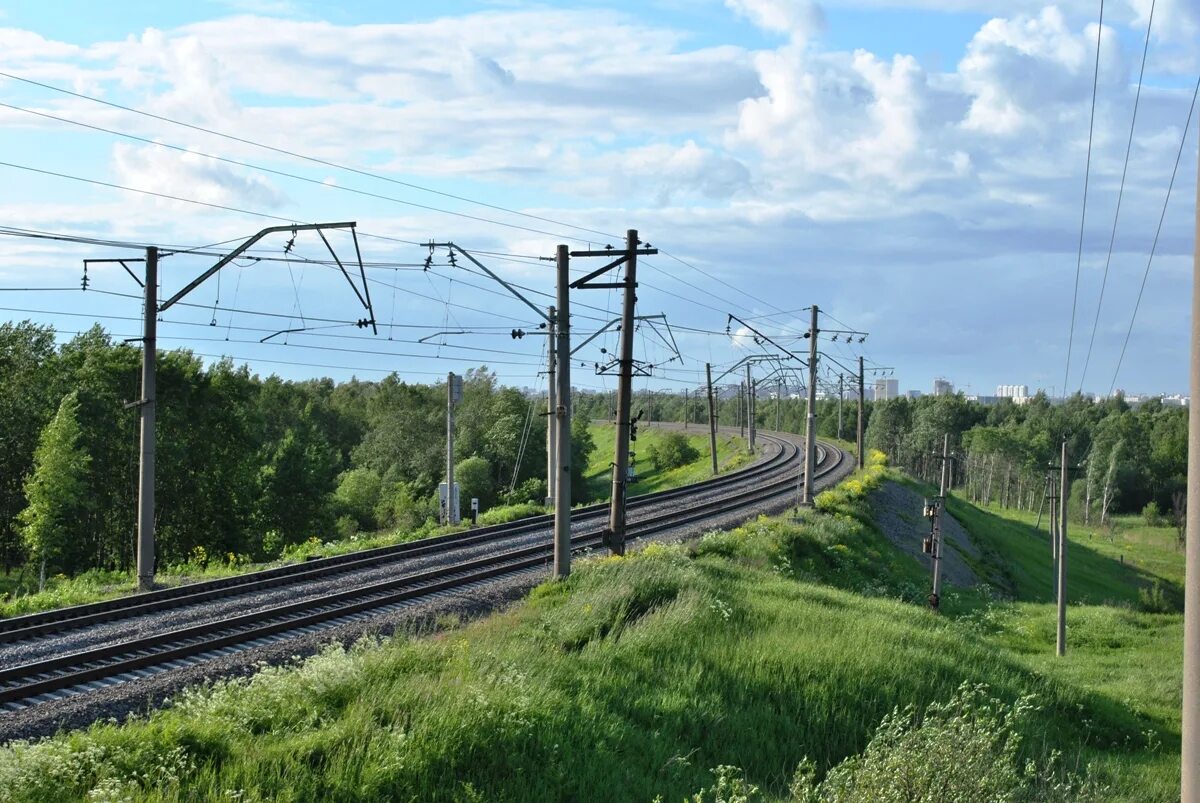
84, 258, 146, 287
714, 353, 784, 385
726, 313, 807, 364
569, 246, 657, 290
158, 222, 358, 312
429, 242, 550, 323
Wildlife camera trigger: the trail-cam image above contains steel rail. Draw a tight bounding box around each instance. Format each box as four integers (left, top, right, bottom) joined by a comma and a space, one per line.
0, 437, 846, 709
0, 425, 789, 642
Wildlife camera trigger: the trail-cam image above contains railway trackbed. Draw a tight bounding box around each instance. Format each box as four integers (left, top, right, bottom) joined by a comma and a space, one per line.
0, 431, 848, 716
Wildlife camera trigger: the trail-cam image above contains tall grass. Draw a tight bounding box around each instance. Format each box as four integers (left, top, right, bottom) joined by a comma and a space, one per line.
0, 492, 1155, 802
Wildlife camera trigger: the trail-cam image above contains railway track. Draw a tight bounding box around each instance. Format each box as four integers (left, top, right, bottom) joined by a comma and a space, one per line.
0, 432, 847, 713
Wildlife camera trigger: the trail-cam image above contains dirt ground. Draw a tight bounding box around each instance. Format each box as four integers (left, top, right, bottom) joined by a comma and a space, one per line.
868, 479, 986, 588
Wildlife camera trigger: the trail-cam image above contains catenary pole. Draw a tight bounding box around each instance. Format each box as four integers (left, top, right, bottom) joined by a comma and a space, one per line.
606, 229, 639, 556
553, 245, 572, 578
136, 246, 157, 592
931, 433, 950, 611
706, 362, 718, 475
445, 372, 459, 525
746, 363, 755, 453
1057, 439, 1069, 657
1181, 131, 1200, 802
546, 307, 557, 508
802, 305, 819, 504
837, 374, 844, 440
684, 388, 689, 429
857, 356, 865, 469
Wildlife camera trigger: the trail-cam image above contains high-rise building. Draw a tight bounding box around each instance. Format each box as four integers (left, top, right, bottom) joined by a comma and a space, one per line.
996, 384, 1028, 400
874, 378, 899, 401
932, 378, 954, 396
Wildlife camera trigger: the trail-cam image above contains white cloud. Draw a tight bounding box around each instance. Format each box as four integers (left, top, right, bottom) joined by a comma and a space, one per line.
724, 0, 825, 39
111, 142, 287, 211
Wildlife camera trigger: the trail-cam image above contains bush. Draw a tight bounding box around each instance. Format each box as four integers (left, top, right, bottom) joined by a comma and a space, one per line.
1141, 501, 1163, 527
334, 514, 359, 540
780, 683, 1108, 802
374, 482, 437, 533
334, 468, 382, 530
646, 431, 700, 471
501, 477, 547, 507
455, 455, 495, 512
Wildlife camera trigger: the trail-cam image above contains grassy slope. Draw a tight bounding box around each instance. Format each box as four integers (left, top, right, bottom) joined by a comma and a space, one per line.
583, 422, 750, 501
0, 455, 1174, 801
892, 476, 1182, 800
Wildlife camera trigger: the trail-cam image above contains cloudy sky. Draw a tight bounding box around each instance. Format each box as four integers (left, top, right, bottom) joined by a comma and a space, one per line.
0, 0, 1196, 399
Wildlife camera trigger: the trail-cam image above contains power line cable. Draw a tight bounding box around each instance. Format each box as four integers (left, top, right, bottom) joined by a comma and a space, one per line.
1078, 0, 1155, 391
1063, 0, 1106, 395
1108, 72, 1200, 395
0, 71, 621, 243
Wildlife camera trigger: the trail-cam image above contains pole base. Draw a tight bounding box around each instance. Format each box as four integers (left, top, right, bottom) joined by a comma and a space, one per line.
601, 529, 626, 556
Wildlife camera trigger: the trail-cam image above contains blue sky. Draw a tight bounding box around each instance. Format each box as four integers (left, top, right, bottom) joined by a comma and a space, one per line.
0, 0, 1196, 399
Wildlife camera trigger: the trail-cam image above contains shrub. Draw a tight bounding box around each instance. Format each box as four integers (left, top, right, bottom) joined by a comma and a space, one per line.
334, 514, 359, 540
375, 482, 438, 533
647, 431, 700, 471
333, 468, 382, 530
782, 683, 1108, 802
1141, 501, 1163, 527
455, 455, 495, 511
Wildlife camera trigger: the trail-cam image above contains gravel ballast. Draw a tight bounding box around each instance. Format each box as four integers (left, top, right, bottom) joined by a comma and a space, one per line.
0, 429, 852, 743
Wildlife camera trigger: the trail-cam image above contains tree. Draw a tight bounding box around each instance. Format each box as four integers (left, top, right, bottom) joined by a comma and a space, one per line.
0, 321, 58, 573
255, 417, 339, 553
646, 431, 700, 471
18, 392, 91, 587
455, 456, 495, 511
570, 415, 597, 504
334, 467, 383, 530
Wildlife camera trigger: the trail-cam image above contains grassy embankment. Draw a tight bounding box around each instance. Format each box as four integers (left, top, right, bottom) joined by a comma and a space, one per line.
0, 424, 746, 619
895, 474, 1184, 800
582, 421, 752, 500
0, 451, 1171, 801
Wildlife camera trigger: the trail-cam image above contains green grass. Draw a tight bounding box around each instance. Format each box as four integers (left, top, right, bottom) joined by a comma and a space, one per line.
0, 456, 1179, 801
884, 478, 1184, 800
0, 514, 1147, 802
583, 422, 751, 501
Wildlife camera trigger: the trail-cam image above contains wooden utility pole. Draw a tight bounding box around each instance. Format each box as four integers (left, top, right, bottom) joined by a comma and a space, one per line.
553, 246, 571, 578
1181, 129, 1200, 802
802, 305, 819, 504
706, 362, 718, 475
546, 307, 557, 508
857, 356, 865, 469
136, 247, 157, 592
1057, 439, 1069, 657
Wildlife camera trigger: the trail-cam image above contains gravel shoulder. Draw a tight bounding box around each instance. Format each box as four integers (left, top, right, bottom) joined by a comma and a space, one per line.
867, 479, 985, 589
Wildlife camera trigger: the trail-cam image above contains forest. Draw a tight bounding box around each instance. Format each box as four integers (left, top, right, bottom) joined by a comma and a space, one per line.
0, 321, 595, 582
1, 317, 1188, 585
863, 391, 1189, 531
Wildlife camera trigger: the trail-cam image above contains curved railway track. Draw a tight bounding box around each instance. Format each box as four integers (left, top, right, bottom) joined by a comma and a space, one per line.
0, 432, 848, 713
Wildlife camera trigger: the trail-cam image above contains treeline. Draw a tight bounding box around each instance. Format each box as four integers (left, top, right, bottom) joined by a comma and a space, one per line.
574, 385, 865, 442
1, 322, 595, 581
577, 383, 1188, 528
863, 392, 1187, 526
